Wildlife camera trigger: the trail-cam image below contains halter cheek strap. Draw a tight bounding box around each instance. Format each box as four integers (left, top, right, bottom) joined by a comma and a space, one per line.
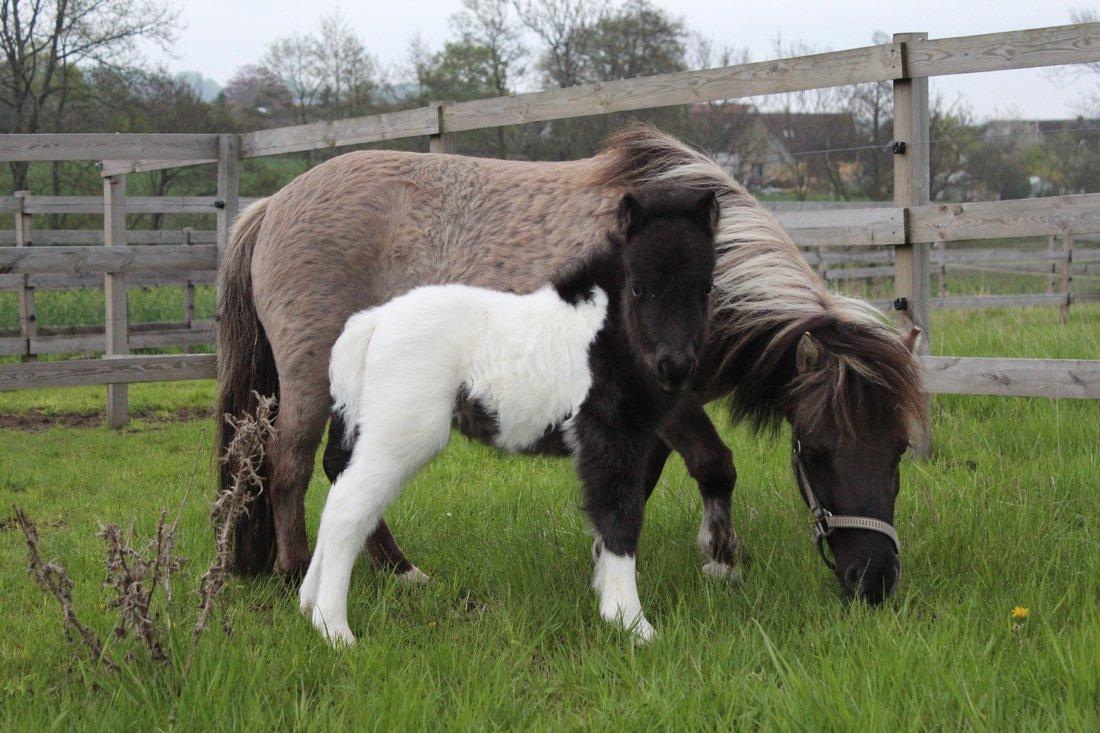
793, 441, 901, 570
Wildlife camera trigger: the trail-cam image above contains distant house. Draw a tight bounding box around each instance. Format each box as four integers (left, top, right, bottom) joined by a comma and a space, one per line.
689, 103, 792, 188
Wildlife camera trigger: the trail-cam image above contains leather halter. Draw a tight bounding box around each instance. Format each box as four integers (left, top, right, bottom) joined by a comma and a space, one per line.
792, 440, 901, 570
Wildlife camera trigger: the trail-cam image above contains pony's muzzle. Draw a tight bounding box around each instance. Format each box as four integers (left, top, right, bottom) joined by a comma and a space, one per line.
839, 554, 900, 605
656, 352, 697, 391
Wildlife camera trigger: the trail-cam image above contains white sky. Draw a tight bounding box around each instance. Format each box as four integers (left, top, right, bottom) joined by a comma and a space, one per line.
145, 0, 1099, 120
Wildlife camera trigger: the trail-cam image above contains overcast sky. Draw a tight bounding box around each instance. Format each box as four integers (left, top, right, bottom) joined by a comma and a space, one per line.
146, 0, 1098, 120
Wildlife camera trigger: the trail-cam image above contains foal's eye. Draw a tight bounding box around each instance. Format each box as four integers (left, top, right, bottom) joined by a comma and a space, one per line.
632, 283, 643, 297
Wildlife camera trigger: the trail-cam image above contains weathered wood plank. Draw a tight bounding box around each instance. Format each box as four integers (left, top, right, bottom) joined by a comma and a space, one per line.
922, 356, 1100, 398
932, 293, 1070, 309
893, 32, 932, 456
0, 245, 217, 274
239, 107, 439, 158
0, 270, 216, 291
0, 354, 216, 390
21, 196, 221, 215
99, 158, 216, 177
443, 45, 902, 133
910, 194, 1100, 243
14, 191, 35, 361
907, 23, 1100, 77
103, 175, 129, 427
0, 229, 217, 245
0, 134, 219, 162
778, 207, 905, 246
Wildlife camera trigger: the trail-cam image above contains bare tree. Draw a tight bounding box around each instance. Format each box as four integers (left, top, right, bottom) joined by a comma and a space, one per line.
263, 33, 324, 124
0, 0, 179, 188
513, 0, 605, 88
314, 10, 376, 118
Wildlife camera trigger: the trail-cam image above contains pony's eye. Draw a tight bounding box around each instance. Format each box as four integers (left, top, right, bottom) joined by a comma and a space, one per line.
632, 284, 643, 297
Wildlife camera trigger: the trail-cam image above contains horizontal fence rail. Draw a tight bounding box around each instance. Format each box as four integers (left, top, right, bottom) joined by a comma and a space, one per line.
56, 22, 1096, 173
3, 354, 1097, 400
1, 21, 1099, 427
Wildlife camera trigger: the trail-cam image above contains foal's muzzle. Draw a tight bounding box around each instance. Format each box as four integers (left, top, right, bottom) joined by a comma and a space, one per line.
656, 352, 696, 391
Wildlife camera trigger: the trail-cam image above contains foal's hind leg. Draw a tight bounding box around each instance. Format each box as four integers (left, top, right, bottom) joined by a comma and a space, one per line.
661, 397, 742, 583
301, 400, 452, 646
324, 414, 428, 584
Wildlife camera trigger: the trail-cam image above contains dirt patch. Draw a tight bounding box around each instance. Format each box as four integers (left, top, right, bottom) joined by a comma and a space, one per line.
0, 406, 212, 432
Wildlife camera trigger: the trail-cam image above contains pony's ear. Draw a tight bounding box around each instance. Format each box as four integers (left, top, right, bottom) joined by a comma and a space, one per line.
618, 192, 646, 236
691, 189, 719, 236
903, 326, 922, 354
796, 331, 824, 374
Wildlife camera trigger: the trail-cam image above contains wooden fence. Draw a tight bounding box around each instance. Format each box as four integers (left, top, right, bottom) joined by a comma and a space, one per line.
2, 22, 1100, 447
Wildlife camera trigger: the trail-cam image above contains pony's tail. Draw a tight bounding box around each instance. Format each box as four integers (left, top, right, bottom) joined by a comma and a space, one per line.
328, 310, 379, 448
216, 197, 280, 575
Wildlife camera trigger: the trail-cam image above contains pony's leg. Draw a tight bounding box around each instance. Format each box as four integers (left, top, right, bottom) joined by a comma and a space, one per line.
575, 422, 654, 642
268, 384, 330, 578
660, 397, 742, 583
301, 400, 452, 646
588, 439, 670, 564
323, 414, 428, 584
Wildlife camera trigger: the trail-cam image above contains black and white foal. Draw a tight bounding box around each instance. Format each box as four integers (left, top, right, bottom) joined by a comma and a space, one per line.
300, 187, 718, 646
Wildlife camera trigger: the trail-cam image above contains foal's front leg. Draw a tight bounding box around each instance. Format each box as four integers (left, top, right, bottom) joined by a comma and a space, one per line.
575, 425, 655, 642
660, 396, 742, 582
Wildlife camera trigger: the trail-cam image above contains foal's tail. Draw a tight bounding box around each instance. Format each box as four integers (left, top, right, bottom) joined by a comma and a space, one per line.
328, 310, 379, 449
216, 197, 280, 575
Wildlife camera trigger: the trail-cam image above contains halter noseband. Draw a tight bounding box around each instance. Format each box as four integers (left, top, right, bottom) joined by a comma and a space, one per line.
792, 440, 901, 570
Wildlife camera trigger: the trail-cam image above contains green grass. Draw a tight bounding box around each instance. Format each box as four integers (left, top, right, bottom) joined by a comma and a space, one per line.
1, 307, 1098, 730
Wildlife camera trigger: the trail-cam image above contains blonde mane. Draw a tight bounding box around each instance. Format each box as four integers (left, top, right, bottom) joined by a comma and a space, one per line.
589, 123, 926, 439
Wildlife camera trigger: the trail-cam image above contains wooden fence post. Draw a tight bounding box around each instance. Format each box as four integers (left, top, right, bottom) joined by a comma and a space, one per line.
1046, 234, 1056, 294
936, 241, 948, 298
1060, 231, 1073, 324
14, 191, 37, 362
429, 101, 456, 154
893, 32, 932, 457
216, 135, 240, 289
182, 226, 195, 353
104, 174, 129, 428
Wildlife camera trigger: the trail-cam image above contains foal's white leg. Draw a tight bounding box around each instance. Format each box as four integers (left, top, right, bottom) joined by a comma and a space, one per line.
592, 538, 655, 643
300, 404, 452, 647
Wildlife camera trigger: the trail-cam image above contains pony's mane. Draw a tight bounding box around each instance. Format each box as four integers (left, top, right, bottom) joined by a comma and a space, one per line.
588, 122, 926, 440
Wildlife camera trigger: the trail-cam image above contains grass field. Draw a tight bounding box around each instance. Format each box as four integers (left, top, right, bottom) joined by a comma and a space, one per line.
1, 305, 1098, 730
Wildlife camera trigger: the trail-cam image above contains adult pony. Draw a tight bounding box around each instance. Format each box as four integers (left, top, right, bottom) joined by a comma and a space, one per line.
218, 123, 925, 604
302, 187, 717, 645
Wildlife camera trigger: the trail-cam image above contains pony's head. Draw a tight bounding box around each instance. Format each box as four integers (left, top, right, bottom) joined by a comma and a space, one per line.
784, 322, 924, 603
615, 186, 718, 392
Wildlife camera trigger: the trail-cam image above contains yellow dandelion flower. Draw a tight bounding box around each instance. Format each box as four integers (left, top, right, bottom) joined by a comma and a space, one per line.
1011, 606, 1030, 621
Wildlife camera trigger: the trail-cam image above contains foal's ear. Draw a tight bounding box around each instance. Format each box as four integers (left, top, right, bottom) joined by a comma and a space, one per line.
690, 189, 720, 236
617, 192, 646, 237
796, 331, 825, 374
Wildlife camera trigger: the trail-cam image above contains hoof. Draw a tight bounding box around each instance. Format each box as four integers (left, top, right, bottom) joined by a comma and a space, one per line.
398, 566, 431, 585
312, 608, 355, 648
702, 561, 743, 584
277, 556, 312, 585
629, 616, 657, 644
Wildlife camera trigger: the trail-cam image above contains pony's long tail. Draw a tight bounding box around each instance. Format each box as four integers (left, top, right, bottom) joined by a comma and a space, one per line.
328, 309, 379, 448
216, 197, 280, 575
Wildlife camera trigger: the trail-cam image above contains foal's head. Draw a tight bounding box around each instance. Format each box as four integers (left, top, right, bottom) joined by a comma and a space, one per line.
615, 186, 718, 392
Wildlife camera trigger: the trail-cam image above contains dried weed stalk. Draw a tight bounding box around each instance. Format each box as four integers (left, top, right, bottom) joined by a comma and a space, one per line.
99, 512, 185, 664
13, 505, 116, 672
194, 393, 277, 640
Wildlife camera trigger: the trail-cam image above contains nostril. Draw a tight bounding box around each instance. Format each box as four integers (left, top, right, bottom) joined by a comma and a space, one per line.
657, 356, 674, 380
843, 564, 863, 594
